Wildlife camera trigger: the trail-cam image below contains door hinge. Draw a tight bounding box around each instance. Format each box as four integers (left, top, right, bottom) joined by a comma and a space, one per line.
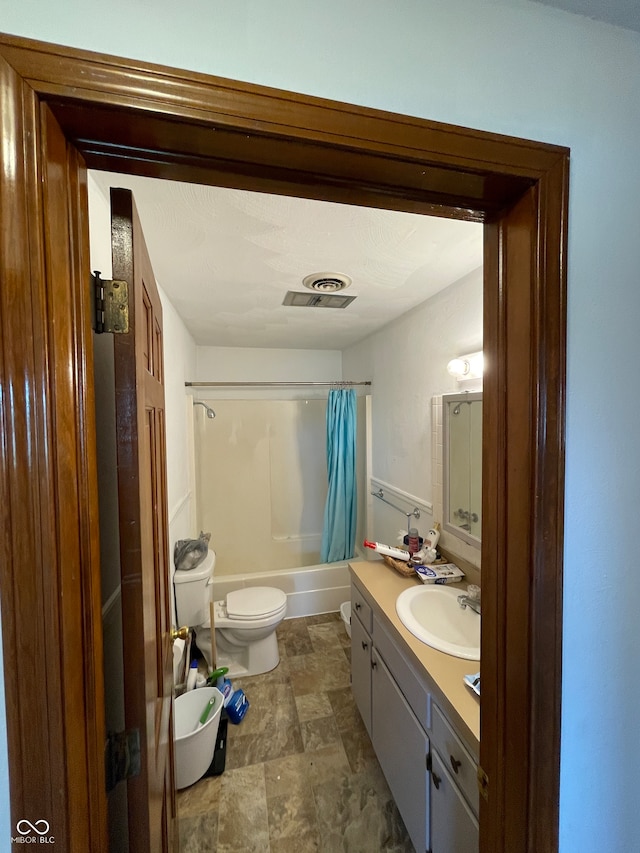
477, 764, 489, 802
105, 728, 141, 792
92, 270, 129, 334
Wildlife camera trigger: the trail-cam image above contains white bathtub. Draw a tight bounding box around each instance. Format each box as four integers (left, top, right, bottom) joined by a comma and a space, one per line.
210, 557, 356, 619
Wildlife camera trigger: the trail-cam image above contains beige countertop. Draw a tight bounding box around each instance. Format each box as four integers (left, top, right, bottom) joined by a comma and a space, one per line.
349, 558, 480, 755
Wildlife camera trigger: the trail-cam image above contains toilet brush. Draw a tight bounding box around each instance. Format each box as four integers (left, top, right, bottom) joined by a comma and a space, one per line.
194, 696, 216, 731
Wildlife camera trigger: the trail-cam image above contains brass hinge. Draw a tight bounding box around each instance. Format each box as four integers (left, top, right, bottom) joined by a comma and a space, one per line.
105, 728, 141, 792
477, 764, 489, 802
92, 270, 129, 334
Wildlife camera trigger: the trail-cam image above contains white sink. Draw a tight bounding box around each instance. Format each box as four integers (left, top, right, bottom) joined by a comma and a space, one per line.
396, 585, 480, 660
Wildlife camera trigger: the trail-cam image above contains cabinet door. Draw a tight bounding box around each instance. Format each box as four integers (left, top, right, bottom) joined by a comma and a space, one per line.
431, 702, 478, 815
351, 581, 373, 633
372, 649, 429, 853
430, 749, 479, 853
351, 612, 372, 736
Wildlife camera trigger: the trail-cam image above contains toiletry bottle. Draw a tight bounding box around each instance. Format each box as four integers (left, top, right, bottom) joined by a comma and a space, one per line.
363, 540, 411, 560
186, 659, 198, 691
407, 528, 420, 555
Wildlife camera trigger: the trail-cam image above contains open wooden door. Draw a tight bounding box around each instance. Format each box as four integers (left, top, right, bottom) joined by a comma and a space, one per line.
110, 187, 176, 852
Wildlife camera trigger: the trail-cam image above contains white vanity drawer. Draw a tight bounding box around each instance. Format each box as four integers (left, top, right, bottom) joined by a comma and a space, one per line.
351, 582, 372, 634
431, 702, 478, 815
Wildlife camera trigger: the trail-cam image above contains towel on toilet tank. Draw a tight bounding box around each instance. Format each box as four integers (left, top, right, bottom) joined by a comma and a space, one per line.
174, 531, 211, 571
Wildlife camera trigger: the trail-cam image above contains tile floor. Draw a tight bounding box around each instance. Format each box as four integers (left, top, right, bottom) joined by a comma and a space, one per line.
177, 612, 415, 852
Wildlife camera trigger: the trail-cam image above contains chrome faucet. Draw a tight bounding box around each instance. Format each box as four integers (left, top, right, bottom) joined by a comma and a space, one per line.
457, 588, 481, 615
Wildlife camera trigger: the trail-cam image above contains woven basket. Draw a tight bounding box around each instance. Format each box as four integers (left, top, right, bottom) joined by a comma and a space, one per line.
382, 554, 448, 578
382, 555, 416, 577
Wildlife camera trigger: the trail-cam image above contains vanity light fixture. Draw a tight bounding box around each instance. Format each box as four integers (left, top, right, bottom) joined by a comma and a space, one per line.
446, 351, 484, 381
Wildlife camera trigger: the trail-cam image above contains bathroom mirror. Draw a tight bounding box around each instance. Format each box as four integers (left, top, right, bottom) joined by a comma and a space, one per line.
443, 391, 482, 549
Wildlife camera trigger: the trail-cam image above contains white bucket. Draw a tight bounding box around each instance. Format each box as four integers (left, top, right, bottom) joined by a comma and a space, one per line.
340, 601, 351, 638
174, 686, 224, 789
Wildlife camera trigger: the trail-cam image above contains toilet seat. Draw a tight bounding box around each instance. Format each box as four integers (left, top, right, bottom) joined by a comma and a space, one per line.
226, 587, 287, 621
200, 586, 288, 629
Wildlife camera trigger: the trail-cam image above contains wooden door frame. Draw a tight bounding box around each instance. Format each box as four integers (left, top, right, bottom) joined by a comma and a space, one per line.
0, 33, 567, 853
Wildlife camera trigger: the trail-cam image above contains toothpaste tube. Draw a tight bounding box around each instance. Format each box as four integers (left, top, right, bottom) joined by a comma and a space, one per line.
413, 562, 465, 584
363, 540, 411, 560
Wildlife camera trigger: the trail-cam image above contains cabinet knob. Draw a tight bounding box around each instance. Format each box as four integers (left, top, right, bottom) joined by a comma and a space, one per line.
449, 755, 462, 774
361, 640, 368, 650
354, 602, 361, 611
371, 660, 377, 670
431, 771, 441, 790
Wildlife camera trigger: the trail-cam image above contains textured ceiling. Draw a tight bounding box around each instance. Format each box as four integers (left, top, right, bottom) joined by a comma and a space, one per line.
90, 172, 483, 350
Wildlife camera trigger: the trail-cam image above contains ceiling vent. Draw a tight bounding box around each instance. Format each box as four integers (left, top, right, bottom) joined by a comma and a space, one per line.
283, 291, 357, 309
302, 272, 352, 293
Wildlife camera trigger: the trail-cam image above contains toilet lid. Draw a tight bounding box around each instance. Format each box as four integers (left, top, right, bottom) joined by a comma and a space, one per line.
226, 586, 286, 619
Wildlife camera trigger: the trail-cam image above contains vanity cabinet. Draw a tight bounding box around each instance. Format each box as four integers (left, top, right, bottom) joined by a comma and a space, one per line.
350, 605, 372, 736
429, 749, 479, 853
429, 703, 479, 852
372, 648, 429, 852
350, 576, 478, 853
351, 582, 429, 852
351, 583, 373, 735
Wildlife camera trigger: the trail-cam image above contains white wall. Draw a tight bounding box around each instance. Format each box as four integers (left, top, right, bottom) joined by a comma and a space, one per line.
196, 346, 342, 393
343, 267, 482, 558
161, 290, 197, 585
3, 2, 640, 848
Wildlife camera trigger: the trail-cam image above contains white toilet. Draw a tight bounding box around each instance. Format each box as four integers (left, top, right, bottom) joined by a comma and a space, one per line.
173, 549, 287, 678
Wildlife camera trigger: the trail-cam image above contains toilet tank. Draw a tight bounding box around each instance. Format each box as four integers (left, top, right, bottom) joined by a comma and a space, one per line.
174, 549, 215, 627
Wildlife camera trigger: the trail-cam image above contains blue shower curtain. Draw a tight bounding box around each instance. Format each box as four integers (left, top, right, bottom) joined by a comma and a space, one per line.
320, 389, 357, 563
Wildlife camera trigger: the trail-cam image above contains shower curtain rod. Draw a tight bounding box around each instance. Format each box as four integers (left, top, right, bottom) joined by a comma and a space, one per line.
185, 381, 372, 387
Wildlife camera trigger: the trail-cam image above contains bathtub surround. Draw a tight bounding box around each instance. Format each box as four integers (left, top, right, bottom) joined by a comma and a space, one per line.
177, 612, 414, 852
195, 397, 327, 572
210, 560, 352, 620
194, 394, 369, 579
